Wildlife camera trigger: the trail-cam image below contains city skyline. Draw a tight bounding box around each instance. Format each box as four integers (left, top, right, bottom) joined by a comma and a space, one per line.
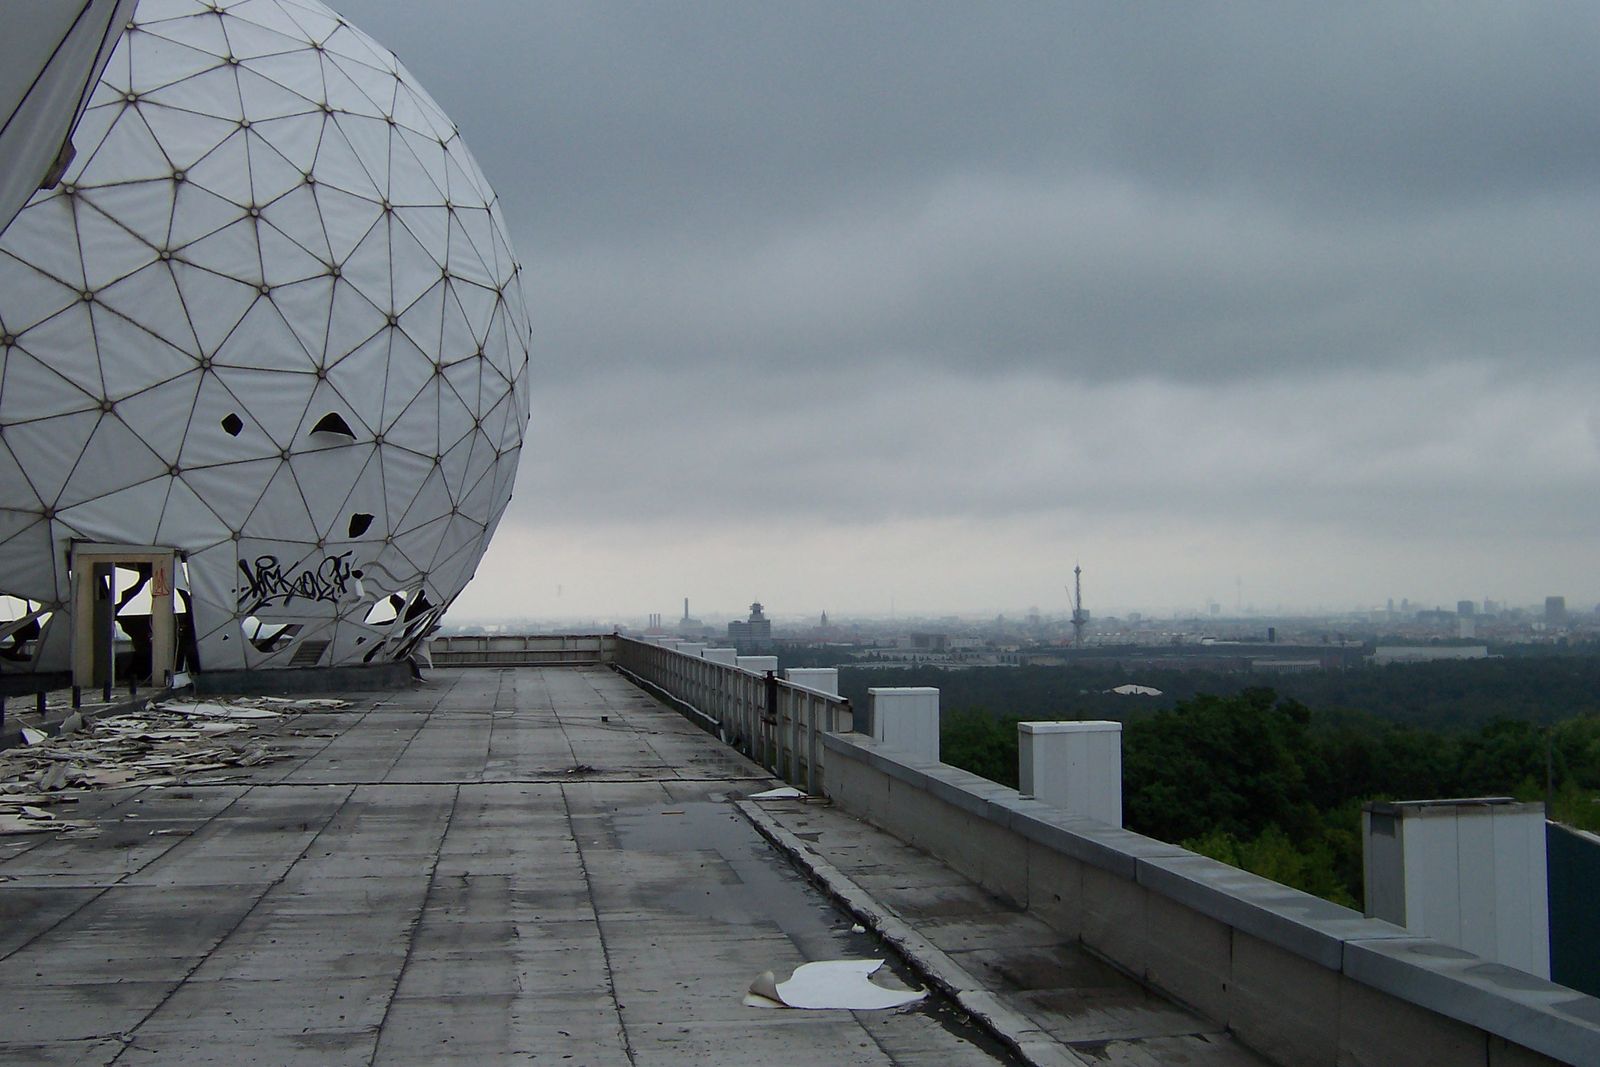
335, 3, 1600, 624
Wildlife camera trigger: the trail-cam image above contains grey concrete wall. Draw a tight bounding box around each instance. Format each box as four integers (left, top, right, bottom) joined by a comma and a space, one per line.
822, 731, 1597, 1067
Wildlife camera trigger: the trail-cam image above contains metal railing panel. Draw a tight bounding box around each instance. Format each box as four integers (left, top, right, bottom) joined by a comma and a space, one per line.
610, 636, 851, 795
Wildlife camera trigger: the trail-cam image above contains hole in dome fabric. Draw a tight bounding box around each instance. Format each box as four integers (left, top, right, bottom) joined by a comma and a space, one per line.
221, 413, 244, 436
364, 589, 408, 627
310, 412, 356, 438
347, 512, 374, 537
242, 616, 301, 653
0, 595, 47, 663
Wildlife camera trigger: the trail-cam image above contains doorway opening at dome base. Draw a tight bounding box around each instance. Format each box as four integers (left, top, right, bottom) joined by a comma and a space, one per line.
69, 544, 180, 690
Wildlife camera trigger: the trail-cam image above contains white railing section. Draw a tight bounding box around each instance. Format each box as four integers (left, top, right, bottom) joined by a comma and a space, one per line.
612, 636, 852, 794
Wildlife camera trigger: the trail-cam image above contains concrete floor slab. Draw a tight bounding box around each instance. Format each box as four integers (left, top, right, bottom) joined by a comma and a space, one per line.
0, 668, 1020, 1065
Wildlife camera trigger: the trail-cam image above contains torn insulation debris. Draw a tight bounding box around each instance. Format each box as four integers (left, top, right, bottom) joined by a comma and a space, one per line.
747, 786, 806, 800
744, 960, 927, 1010
0, 697, 350, 836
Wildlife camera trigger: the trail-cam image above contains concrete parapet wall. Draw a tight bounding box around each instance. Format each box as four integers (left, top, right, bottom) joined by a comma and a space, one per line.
428, 634, 616, 667
822, 731, 1599, 1067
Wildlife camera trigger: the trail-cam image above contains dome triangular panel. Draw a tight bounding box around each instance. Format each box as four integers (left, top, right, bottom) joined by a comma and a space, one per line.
212, 297, 314, 372
139, 8, 233, 55
180, 457, 280, 526
0, 255, 81, 335
90, 300, 198, 398
259, 222, 332, 287
250, 107, 326, 177
339, 213, 393, 311
384, 377, 439, 456
258, 184, 333, 265
322, 333, 388, 433
322, 278, 387, 365
80, 179, 178, 252
183, 127, 254, 205
242, 462, 318, 544
58, 480, 169, 546
11, 313, 106, 407
330, 112, 392, 196
128, 30, 225, 95
393, 205, 448, 273
78, 108, 176, 185
179, 373, 278, 467
0, 518, 60, 603
223, 16, 313, 64
267, 276, 335, 363
56, 414, 168, 510
168, 181, 252, 249
95, 262, 201, 358
247, 126, 315, 206
210, 365, 317, 448
389, 223, 441, 313
311, 181, 382, 263
141, 65, 245, 125
170, 261, 260, 355
112, 375, 203, 465
0, 195, 88, 290
288, 442, 375, 541
154, 476, 230, 551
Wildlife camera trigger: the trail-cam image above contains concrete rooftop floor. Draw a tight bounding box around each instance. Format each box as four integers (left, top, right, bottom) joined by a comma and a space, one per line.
0, 667, 1018, 1066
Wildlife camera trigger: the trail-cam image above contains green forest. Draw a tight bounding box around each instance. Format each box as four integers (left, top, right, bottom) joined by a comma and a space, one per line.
835, 657, 1600, 907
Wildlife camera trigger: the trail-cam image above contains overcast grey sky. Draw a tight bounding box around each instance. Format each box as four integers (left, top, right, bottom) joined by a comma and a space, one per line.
337, 0, 1600, 621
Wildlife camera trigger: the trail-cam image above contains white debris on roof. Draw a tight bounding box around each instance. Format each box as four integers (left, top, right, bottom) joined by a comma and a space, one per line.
0, 696, 350, 835
745, 960, 926, 1010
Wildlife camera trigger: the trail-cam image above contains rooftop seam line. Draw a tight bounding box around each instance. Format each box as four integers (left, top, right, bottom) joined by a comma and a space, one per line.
366, 779, 462, 1067
561, 780, 638, 1065
103, 779, 360, 1064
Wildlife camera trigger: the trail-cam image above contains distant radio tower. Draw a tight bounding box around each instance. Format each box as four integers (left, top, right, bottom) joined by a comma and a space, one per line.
1069, 565, 1087, 648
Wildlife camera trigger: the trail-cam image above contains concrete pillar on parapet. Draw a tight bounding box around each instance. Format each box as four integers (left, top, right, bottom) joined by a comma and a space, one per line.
1017, 721, 1123, 826
701, 647, 738, 666
784, 668, 838, 696
865, 687, 940, 762
1363, 798, 1549, 978
737, 655, 778, 673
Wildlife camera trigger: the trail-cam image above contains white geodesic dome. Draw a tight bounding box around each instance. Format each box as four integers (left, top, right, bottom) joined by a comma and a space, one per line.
0, 0, 532, 675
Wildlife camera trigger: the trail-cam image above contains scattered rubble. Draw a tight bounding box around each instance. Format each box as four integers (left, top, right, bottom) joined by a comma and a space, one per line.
0, 696, 351, 836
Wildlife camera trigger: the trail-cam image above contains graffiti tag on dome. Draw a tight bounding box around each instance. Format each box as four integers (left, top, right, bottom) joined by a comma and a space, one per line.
238, 552, 356, 611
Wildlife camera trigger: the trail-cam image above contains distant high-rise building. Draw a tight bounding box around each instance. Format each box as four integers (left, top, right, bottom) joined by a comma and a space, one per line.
728, 602, 773, 650
1546, 596, 1568, 624
1457, 601, 1476, 617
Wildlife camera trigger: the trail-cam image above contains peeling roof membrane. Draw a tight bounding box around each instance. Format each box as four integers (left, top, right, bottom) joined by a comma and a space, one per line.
0, 0, 532, 674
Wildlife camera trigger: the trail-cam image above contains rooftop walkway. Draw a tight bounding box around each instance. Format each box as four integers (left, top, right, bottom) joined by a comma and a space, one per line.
1, 666, 1261, 1066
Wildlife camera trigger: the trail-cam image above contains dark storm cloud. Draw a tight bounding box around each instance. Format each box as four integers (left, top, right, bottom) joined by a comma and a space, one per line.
328, 1, 1600, 615
343, 1, 1600, 386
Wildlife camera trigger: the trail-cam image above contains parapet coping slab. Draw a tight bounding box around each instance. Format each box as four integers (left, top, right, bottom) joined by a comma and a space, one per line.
1344, 936, 1600, 1065
825, 732, 1186, 879
1136, 852, 1410, 969
823, 728, 1600, 1063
